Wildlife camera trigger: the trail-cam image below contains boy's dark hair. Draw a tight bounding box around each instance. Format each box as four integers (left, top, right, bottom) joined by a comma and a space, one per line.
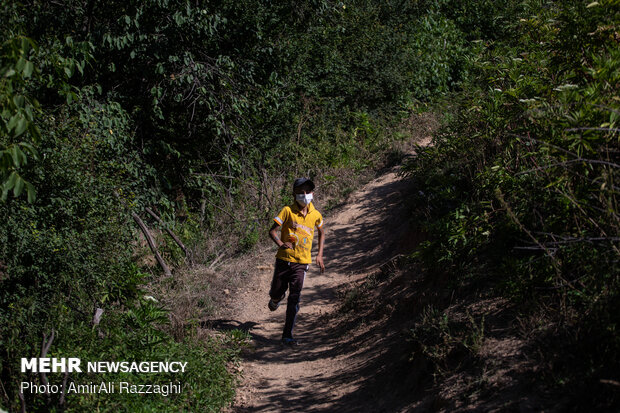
293, 177, 314, 191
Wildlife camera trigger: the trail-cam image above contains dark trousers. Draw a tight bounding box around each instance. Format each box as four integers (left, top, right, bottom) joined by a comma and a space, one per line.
269, 258, 308, 339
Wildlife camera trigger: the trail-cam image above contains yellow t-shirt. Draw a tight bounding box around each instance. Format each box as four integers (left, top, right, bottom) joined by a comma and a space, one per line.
274, 202, 323, 264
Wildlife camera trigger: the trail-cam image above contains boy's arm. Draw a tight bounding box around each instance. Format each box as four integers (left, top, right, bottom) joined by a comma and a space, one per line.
269, 222, 293, 250
316, 224, 325, 273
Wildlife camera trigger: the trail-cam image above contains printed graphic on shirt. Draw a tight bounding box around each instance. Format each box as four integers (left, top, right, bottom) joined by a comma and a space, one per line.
291, 221, 313, 236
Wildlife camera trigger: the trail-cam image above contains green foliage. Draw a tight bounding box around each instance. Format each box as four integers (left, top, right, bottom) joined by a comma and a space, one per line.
238, 226, 260, 253
407, 9, 468, 100
0, 35, 41, 202
404, 0, 620, 406
0, 18, 233, 409
440, 0, 525, 41
9, 297, 241, 412
408, 305, 485, 378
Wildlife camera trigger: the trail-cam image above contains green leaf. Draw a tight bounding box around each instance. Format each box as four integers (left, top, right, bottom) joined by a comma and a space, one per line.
26, 182, 35, 203
173, 12, 184, 26
7, 115, 18, 131
13, 95, 25, 108
14, 117, 28, 137
23, 60, 34, 78
16, 57, 26, 71
13, 176, 24, 197
19, 142, 38, 158
20, 37, 31, 54
4, 171, 18, 191
10, 146, 24, 167
24, 105, 34, 121
30, 125, 41, 143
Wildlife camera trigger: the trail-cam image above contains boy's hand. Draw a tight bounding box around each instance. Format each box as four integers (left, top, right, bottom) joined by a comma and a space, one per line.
280, 242, 294, 250
316, 255, 325, 274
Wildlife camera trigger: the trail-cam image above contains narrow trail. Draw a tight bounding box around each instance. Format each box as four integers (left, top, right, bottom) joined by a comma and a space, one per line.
225, 138, 431, 412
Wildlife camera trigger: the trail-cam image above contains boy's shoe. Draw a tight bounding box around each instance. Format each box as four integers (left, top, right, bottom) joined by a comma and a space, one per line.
281, 337, 298, 346
268, 299, 280, 311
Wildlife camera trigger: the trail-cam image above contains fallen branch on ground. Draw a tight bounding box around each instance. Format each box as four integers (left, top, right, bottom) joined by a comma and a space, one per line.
145, 207, 190, 260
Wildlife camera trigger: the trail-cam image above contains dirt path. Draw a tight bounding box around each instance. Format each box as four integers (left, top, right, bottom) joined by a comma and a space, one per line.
225, 138, 431, 413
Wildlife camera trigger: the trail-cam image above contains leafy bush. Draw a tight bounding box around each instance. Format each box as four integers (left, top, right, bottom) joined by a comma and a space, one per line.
0, 17, 238, 409
404, 0, 620, 407
408, 305, 485, 377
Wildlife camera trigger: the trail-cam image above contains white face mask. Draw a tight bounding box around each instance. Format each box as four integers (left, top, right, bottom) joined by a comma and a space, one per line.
295, 193, 313, 206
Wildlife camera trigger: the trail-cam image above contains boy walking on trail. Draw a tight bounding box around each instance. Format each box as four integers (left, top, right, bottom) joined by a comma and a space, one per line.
268, 178, 325, 346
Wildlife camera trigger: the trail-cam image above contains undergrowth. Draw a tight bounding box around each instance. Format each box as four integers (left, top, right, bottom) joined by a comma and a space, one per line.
408, 305, 485, 379
404, 0, 620, 409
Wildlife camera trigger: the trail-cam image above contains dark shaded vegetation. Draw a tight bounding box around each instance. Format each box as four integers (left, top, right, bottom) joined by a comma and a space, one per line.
404, 0, 620, 410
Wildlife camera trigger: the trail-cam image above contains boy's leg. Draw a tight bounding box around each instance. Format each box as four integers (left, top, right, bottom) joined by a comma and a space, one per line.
282, 263, 309, 339
269, 259, 290, 303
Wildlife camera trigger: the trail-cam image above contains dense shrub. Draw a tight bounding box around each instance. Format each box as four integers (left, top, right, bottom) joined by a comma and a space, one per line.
404, 0, 619, 407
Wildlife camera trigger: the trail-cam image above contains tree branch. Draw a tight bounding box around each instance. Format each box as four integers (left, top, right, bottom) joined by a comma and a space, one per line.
565, 127, 620, 133
495, 190, 571, 288
59, 371, 69, 406
18, 388, 26, 413
515, 158, 620, 176
40, 329, 55, 404
145, 207, 188, 258
114, 191, 173, 277
132, 211, 172, 277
